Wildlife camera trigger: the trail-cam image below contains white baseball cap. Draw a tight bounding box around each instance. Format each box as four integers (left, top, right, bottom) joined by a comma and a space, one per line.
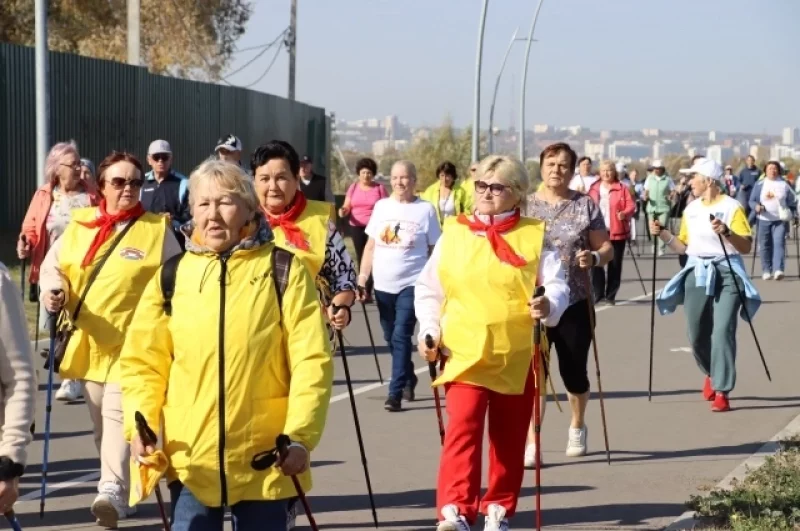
679, 157, 723, 180
649, 159, 664, 169
148, 140, 172, 155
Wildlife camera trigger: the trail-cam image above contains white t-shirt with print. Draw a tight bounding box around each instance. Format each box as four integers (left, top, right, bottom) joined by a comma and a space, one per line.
758, 178, 788, 222
365, 197, 442, 294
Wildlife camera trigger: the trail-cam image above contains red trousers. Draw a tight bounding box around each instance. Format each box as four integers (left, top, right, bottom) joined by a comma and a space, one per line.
436, 368, 535, 525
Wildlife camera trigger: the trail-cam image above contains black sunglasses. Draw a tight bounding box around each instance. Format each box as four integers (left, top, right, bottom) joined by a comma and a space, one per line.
107, 177, 144, 189
474, 180, 508, 196
152, 154, 170, 162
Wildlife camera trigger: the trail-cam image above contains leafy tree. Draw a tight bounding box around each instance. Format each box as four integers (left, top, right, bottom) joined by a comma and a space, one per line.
377, 148, 402, 177
404, 120, 485, 191
0, 0, 252, 79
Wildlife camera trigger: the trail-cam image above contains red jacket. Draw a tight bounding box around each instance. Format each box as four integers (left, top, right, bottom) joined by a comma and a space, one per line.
588, 180, 636, 241
19, 181, 99, 284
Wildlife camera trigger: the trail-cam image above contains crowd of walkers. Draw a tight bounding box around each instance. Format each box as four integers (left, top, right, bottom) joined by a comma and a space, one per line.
0, 134, 791, 530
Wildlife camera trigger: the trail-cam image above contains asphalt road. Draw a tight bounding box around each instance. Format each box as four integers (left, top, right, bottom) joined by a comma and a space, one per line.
11, 235, 800, 531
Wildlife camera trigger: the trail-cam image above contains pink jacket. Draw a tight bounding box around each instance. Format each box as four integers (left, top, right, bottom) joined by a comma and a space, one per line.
588, 180, 635, 241
19, 182, 99, 284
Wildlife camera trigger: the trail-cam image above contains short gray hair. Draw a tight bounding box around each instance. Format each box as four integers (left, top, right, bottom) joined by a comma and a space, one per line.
188, 159, 259, 214
391, 160, 417, 181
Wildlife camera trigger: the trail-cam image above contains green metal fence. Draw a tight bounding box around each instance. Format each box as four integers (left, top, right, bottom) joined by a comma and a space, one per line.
0, 42, 329, 238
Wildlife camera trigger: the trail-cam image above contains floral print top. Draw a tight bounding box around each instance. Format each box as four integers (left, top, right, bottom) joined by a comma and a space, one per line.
525, 191, 606, 305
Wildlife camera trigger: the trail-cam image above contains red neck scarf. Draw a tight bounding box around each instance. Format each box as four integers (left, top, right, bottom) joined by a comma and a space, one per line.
263, 192, 309, 251
76, 199, 145, 268
457, 209, 526, 267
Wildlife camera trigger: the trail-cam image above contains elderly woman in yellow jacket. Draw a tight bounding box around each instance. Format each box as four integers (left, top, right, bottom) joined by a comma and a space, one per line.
415, 155, 569, 531
252, 140, 355, 330
120, 159, 333, 531
420, 161, 470, 226
39, 151, 180, 527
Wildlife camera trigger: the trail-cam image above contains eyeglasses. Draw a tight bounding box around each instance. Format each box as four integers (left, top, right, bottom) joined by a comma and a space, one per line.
474, 180, 508, 196
152, 154, 170, 162
61, 163, 81, 171
107, 177, 144, 189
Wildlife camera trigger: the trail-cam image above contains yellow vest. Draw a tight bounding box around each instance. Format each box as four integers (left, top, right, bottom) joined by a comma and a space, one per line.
120, 242, 333, 507
435, 217, 544, 395
58, 209, 168, 383
272, 199, 331, 279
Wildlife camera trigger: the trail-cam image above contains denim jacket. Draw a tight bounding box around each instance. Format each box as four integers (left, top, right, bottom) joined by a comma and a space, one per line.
656, 254, 761, 322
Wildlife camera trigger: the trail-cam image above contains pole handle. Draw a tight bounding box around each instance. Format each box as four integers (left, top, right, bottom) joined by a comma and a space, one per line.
532, 286, 545, 343
134, 411, 158, 446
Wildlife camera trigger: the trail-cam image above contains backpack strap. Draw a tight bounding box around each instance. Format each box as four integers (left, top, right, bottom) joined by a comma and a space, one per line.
160, 252, 185, 316
271, 246, 293, 315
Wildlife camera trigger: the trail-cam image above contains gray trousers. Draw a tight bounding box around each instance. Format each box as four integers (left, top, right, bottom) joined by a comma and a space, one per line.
683, 269, 741, 393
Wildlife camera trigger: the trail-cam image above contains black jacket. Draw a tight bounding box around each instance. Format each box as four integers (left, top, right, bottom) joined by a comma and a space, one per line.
300, 173, 328, 202
140, 171, 191, 247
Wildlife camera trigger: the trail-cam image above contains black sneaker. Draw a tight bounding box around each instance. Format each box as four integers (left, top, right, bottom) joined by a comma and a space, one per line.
384, 397, 402, 412
402, 378, 416, 402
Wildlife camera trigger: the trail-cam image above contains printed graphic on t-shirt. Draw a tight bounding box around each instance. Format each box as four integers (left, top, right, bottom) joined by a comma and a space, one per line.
378, 220, 419, 247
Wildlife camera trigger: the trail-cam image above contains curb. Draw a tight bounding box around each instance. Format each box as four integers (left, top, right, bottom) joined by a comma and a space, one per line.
664, 412, 800, 530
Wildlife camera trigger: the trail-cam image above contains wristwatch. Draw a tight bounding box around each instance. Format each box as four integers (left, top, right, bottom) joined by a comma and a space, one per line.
0, 457, 24, 480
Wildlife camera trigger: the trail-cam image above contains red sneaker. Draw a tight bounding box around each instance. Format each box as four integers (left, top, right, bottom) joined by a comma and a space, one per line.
711, 393, 730, 412
702, 376, 716, 401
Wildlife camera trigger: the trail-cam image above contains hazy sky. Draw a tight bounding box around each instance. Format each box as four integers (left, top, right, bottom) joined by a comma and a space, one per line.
223, 0, 800, 135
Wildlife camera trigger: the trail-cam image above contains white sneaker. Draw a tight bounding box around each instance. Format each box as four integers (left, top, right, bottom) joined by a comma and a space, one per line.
775, 270, 785, 280
762, 272, 772, 280
55, 379, 82, 401
565, 426, 587, 457
483, 504, 509, 531
437, 504, 471, 531
523, 443, 543, 468
91, 482, 134, 528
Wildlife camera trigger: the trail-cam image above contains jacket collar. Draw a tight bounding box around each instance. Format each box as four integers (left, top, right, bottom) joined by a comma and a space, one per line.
181, 211, 275, 256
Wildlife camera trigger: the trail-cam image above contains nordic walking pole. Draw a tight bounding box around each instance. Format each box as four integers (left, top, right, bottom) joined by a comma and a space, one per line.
583, 270, 611, 465
794, 220, 799, 280
626, 239, 647, 296
532, 285, 545, 531
40, 295, 59, 518
750, 212, 759, 276
275, 434, 320, 531
710, 214, 771, 381
134, 412, 171, 531
358, 293, 384, 384
424, 335, 445, 445
19, 236, 26, 301
4, 511, 23, 531
648, 223, 659, 402
332, 306, 379, 528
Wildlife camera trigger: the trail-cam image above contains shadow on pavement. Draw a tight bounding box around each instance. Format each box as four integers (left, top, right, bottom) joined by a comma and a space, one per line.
33, 429, 93, 442
16, 501, 163, 529
545, 441, 763, 468
20, 457, 99, 475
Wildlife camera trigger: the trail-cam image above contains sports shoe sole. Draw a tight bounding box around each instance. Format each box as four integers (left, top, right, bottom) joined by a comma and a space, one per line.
91, 499, 120, 528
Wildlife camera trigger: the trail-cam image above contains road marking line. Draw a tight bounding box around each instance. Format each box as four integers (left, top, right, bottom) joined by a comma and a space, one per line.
19, 471, 100, 502
22, 288, 664, 502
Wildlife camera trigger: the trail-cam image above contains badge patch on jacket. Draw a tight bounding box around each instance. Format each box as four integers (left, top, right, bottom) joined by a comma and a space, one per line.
119, 247, 146, 260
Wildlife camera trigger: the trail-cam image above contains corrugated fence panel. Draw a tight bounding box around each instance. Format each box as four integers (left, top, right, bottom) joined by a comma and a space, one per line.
0, 42, 328, 239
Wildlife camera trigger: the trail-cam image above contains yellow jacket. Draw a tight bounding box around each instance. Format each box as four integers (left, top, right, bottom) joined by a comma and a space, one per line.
459, 178, 476, 214
38, 209, 174, 383
271, 199, 331, 279
420, 182, 470, 226
119, 216, 333, 508
434, 217, 544, 395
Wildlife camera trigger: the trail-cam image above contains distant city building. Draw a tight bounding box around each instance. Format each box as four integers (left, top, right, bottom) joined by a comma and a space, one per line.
534, 124, 551, 134
583, 141, 605, 161
385, 115, 399, 141
557, 125, 584, 136
608, 141, 650, 161
750, 145, 760, 159
706, 145, 733, 165
782, 127, 798, 146
642, 128, 661, 137
653, 140, 683, 159
600, 130, 614, 141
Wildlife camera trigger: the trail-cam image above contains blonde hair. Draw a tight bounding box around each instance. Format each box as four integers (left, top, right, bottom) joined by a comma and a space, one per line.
599, 160, 619, 180
476, 155, 530, 209
188, 159, 259, 214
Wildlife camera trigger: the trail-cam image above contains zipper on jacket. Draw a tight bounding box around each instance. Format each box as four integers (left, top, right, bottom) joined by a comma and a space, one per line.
218, 254, 230, 507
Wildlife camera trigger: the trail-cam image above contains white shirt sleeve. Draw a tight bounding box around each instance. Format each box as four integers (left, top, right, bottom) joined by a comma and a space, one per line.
538, 248, 570, 328
414, 239, 444, 346
426, 204, 442, 245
